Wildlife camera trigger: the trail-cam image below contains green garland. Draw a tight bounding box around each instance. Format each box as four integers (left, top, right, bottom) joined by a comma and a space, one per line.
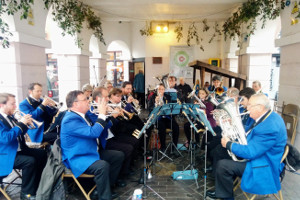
140, 0, 286, 51
223, 0, 285, 40
0, 0, 105, 48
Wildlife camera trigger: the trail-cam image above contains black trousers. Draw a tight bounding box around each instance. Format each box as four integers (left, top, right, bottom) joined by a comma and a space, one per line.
114, 135, 140, 162
105, 136, 136, 177
136, 92, 145, 108
210, 144, 231, 176
157, 117, 179, 149
215, 159, 246, 198
99, 149, 124, 186
13, 147, 47, 195
84, 160, 111, 200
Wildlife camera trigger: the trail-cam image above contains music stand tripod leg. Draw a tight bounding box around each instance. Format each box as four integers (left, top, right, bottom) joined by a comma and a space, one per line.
203, 127, 208, 199
180, 125, 199, 188
135, 128, 165, 200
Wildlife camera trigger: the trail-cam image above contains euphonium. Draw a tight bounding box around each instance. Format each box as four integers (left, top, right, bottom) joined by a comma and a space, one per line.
212, 101, 247, 162
13, 110, 43, 129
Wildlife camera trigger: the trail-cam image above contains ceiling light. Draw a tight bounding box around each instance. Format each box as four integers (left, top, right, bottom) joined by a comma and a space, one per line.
151, 21, 169, 33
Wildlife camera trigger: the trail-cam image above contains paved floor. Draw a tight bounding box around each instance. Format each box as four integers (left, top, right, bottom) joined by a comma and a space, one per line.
1, 113, 300, 200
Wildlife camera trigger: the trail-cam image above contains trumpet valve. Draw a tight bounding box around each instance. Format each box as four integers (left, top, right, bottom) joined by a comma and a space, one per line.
132, 129, 140, 139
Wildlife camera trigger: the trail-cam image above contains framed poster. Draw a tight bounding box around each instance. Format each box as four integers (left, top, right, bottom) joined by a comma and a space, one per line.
170, 46, 194, 78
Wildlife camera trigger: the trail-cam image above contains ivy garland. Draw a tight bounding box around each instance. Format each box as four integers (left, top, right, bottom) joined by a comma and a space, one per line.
0, 0, 105, 48
140, 0, 286, 51
223, 0, 285, 40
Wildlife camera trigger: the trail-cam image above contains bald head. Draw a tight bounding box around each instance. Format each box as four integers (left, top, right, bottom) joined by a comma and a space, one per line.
248, 93, 270, 120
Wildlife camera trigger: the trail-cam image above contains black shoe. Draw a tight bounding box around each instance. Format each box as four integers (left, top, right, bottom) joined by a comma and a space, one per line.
206, 190, 217, 199
116, 179, 126, 187
111, 191, 119, 199
20, 193, 36, 200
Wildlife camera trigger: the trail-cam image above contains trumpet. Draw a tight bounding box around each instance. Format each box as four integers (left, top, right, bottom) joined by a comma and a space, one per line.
90, 102, 120, 116
44, 96, 63, 109
13, 110, 43, 129
128, 94, 141, 115
108, 102, 134, 120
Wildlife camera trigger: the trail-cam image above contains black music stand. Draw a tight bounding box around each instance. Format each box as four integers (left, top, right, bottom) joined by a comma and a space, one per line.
134, 106, 165, 200
157, 103, 183, 161
195, 108, 216, 199
180, 104, 202, 188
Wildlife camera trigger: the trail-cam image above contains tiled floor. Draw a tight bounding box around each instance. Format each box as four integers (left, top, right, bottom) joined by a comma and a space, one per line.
2, 112, 300, 200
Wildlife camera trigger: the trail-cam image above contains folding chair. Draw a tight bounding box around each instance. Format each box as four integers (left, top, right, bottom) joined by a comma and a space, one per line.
281, 103, 299, 145
234, 145, 289, 200
61, 168, 96, 200
0, 177, 11, 200
0, 169, 22, 200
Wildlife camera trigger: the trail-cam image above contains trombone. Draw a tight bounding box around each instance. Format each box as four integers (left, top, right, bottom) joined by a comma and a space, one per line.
13, 110, 43, 129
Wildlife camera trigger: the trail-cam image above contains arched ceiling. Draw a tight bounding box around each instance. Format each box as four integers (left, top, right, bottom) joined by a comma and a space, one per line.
82, 0, 247, 22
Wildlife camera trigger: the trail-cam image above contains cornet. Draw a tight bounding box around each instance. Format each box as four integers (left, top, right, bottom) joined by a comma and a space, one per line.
13, 110, 43, 129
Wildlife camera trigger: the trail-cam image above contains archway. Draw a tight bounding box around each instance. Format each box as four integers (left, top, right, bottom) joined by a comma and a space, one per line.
106, 40, 131, 87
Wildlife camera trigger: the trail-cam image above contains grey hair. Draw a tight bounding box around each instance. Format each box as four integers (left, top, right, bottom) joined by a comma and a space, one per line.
252, 80, 261, 87
227, 87, 239, 97
251, 93, 271, 110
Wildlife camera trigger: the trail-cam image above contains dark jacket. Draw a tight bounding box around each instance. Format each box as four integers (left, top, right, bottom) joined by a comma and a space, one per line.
36, 139, 65, 200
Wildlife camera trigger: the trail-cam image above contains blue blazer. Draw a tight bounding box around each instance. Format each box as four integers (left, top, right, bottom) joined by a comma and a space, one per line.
19, 98, 56, 143
0, 115, 28, 176
231, 111, 287, 195
60, 111, 108, 178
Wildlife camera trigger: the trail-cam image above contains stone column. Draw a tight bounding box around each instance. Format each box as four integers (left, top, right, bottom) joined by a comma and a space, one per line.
0, 35, 51, 104
56, 51, 91, 103
237, 49, 272, 94
89, 54, 107, 87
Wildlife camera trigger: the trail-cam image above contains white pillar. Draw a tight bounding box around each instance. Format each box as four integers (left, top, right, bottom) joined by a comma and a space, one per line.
56, 53, 90, 104
0, 39, 50, 104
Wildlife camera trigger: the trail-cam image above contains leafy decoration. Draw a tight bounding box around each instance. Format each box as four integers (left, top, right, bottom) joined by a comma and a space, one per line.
0, 0, 105, 48
223, 0, 285, 40
174, 22, 183, 42
140, 21, 153, 36
202, 19, 210, 32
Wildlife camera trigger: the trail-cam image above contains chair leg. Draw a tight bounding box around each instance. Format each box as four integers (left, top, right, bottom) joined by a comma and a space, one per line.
0, 187, 11, 200
249, 194, 256, 200
71, 174, 91, 200
275, 190, 283, 200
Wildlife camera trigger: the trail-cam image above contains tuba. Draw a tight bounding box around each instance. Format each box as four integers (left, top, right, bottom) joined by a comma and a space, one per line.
212, 101, 247, 162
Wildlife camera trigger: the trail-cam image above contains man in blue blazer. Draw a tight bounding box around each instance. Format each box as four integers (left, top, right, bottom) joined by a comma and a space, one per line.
207, 93, 287, 200
209, 87, 256, 175
19, 83, 58, 143
0, 93, 47, 200
61, 90, 124, 200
